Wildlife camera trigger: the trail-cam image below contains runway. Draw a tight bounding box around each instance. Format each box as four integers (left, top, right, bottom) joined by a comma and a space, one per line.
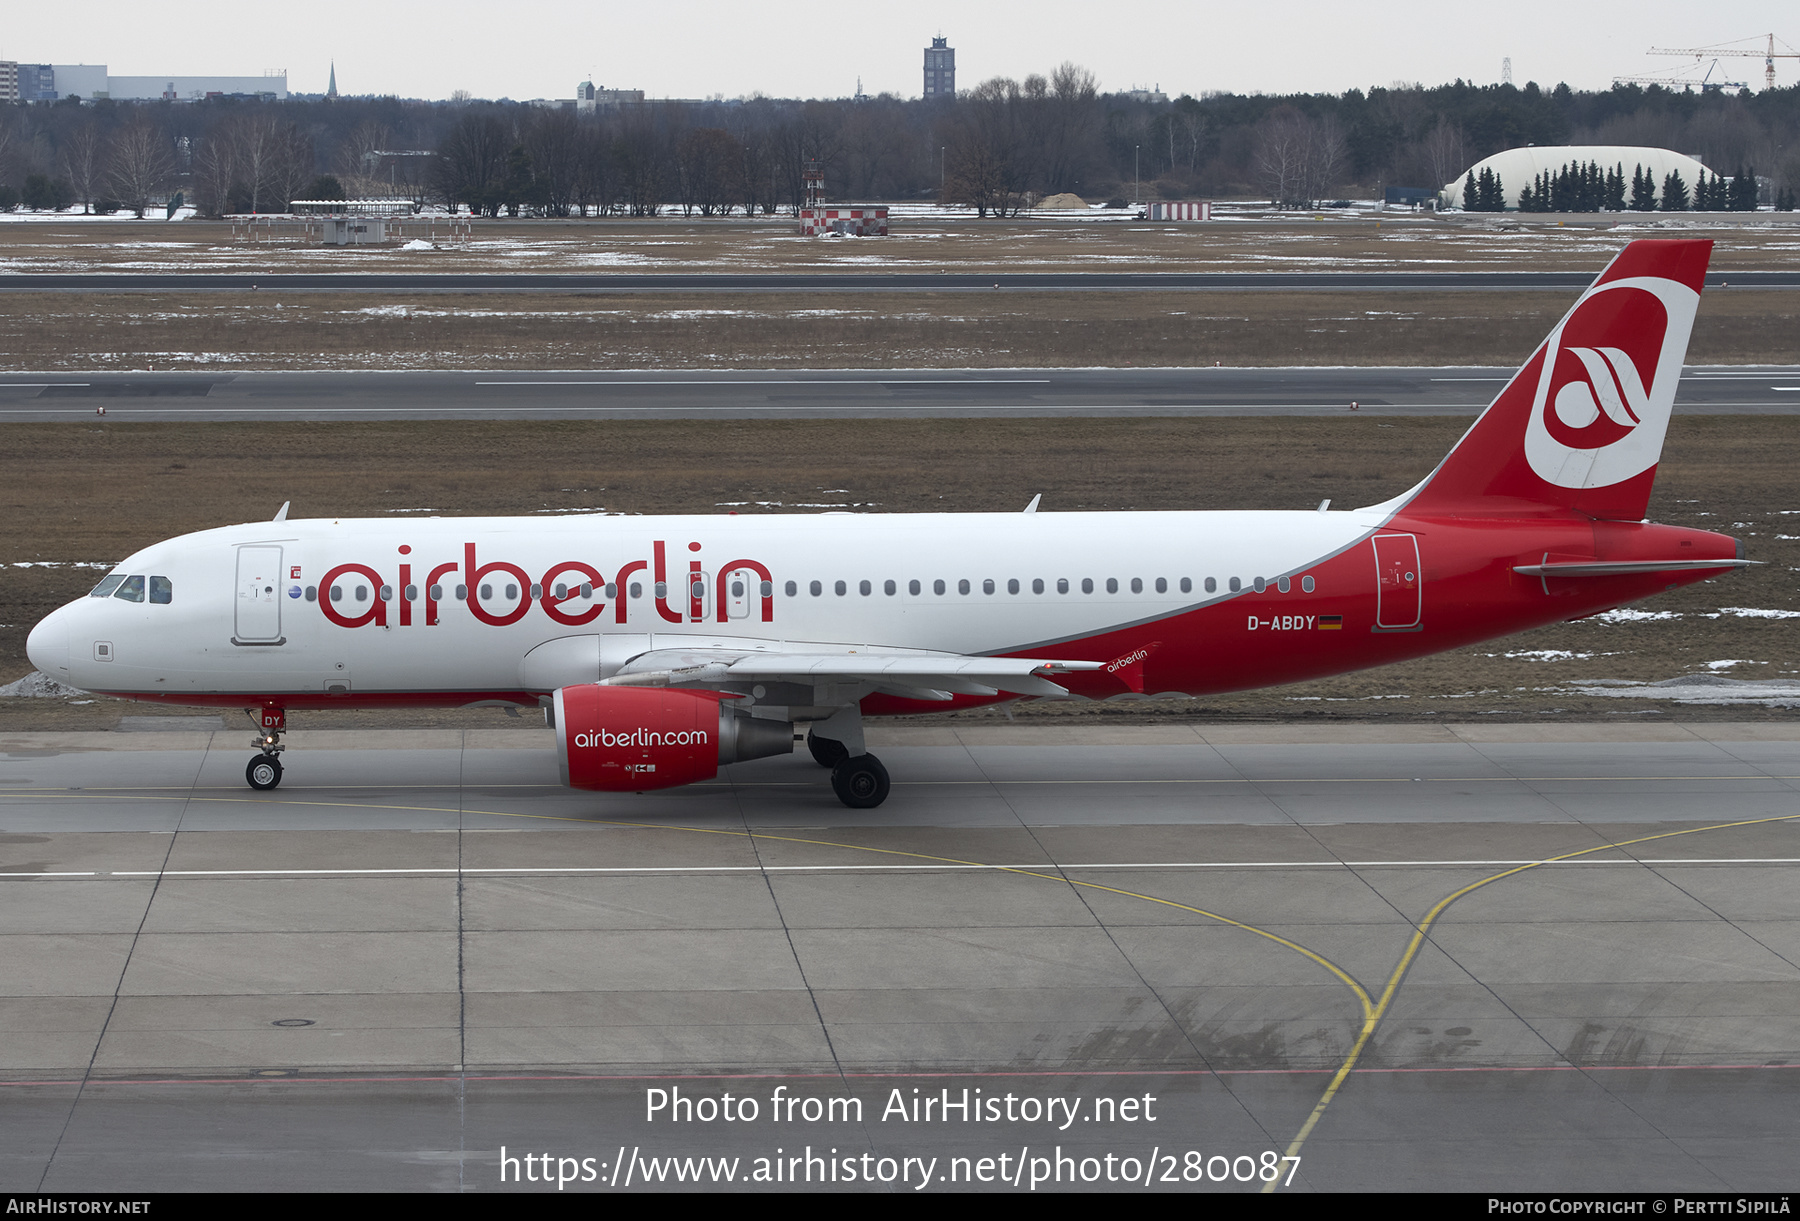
3, 366, 1799, 422
8, 270, 1800, 293
2, 721, 1796, 1192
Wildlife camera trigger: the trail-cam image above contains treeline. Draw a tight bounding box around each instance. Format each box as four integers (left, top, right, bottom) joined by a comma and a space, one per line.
0, 73, 1796, 215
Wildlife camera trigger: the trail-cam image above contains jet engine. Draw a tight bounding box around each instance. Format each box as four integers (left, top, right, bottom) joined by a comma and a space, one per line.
552, 684, 794, 792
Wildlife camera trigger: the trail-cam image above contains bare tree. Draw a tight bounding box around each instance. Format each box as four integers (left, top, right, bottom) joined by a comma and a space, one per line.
1421, 117, 1467, 192
61, 123, 106, 214
108, 121, 175, 217
1254, 107, 1346, 207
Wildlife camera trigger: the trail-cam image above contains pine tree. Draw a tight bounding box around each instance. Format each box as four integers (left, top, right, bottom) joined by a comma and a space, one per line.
1732, 165, 1758, 211
1462, 172, 1477, 210
1631, 165, 1656, 211
1661, 171, 1688, 211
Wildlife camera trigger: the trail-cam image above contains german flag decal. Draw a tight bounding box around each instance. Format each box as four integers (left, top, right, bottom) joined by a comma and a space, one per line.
1318, 615, 1343, 630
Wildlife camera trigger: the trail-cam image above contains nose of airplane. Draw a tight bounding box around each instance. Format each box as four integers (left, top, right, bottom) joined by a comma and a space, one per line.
26, 603, 72, 680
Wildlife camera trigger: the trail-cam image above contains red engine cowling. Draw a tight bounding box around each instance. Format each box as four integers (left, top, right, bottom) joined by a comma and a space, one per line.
553, 685, 793, 792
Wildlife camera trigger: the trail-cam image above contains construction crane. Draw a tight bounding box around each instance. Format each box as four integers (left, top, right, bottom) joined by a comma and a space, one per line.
1614, 59, 1747, 93
1646, 34, 1799, 92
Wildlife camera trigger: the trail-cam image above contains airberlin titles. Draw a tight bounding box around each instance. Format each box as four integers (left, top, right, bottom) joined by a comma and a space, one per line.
312, 539, 774, 631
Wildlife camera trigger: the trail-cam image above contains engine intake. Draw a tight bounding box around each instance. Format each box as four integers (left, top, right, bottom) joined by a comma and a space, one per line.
553, 684, 793, 792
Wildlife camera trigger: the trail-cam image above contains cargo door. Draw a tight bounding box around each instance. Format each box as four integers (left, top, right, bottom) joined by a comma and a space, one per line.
1373, 534, 1421, 630
234, 544, 285, 643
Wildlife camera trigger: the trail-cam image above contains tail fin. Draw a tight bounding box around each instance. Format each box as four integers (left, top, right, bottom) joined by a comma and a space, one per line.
1393, 239, 1711, 521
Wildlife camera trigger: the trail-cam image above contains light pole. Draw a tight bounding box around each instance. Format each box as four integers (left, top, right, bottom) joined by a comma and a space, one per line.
940, 146, 945, 191
1134, 145, 1140, 205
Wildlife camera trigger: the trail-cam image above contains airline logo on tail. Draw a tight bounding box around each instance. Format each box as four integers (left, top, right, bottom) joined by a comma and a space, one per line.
1522, 275, 1699, 491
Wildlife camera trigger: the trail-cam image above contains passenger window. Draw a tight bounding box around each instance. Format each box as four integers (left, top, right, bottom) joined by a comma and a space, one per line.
379, 585, 393, 602
784, 581, 797, 597
1205, 577, 1216, 593
730, 580, 743, 597
761, 581, 773, 598
430, 584, 443, 600
1032, 578, 1044, 594
1007, 578, 1020, 594
582, 583, 595, 599
1277, 576, 1290, 593
884, 580, 896, 596
506, 584, 519, 600
554, 583, 568, 599
933, 579, 946, 595
908, 579, 921, 595
1253, 577, 1266, 593
479, 584, 493, 600
90, 574, 127, 598
835, 580, 847, 596
456, 584, 468, 600
982, 579, 995, 595
530, 584, 542, 599
149, 576, 173, 604
1081, 578, 1093, 594
331, 585, 344, 602
958, 579, 971, 595
810, 581, 823, 597
1302, 576, 1315, 593
1105, 578, 1118, 594
114, 575, 146, 603
1180, 578, 1192, 593
305, 586, 318, 602
1228, 578, 1241, 592
654, 581, 667, 598
859, 580, 871, 596
356, 585, 370, 601
1130, 578, 1143, 594
1057, 578, 1069, 594
1154, 577, 1166, 594
629, 583, 642, 598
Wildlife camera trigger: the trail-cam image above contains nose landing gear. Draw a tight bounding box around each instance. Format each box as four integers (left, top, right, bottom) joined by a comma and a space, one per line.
246, 705, 286, 791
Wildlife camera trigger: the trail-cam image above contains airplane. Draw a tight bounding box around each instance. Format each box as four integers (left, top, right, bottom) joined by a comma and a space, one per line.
25, 239, 1746, 809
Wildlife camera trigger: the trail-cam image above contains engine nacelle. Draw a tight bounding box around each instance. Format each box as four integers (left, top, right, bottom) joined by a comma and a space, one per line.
553, 684, 793, 792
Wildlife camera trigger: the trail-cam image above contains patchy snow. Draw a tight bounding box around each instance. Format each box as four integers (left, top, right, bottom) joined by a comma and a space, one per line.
1716, 607, 1800, 619
0, 671, 91, 698
1706, 659, 1763, 670
1593, 608, 1682, 623
1569, 673, 1800, 707
1484, 649, 1605, 661
400, 239, 434, 251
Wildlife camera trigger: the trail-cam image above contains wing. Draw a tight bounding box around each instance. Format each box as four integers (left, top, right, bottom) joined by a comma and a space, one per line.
606, 644, 1102, 701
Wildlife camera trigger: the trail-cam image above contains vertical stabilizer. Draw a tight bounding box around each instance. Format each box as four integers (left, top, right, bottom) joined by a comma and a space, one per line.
1395, 239, 1711, 521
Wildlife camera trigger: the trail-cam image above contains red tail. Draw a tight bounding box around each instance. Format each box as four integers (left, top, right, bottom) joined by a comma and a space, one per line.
1399, 239, 1711, 521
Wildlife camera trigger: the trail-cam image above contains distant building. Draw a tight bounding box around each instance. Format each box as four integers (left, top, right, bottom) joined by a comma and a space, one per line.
0, 63, 285, 101
327, 61, 338, 99
1119, 84, 1168, 105
1443, 145, 1708, 209
924, 36, 954, 98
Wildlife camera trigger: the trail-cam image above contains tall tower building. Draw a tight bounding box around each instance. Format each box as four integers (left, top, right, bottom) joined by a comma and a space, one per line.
327, 60, 338, 98
923, 35, 954, 98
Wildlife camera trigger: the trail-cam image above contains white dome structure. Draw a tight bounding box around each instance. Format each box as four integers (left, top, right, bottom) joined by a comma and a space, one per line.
1442, 146, 1710, 209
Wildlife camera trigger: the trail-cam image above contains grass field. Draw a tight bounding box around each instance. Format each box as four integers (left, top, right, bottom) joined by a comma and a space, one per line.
1, 288, 1796, 371
4, 416, 1796, 729
2, 214, 1797, 277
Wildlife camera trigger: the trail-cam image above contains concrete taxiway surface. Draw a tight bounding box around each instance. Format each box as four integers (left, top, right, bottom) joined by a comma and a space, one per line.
1, 721, 1796, 1192
2, 366, 1798, 422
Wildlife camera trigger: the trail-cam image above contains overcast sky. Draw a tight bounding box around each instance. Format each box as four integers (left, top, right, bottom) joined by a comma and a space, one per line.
4, 2, 1794, 101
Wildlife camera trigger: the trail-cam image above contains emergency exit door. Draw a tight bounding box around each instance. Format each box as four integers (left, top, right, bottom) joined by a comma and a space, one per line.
234, 545, 285, 643
1373, 534, 1421, 630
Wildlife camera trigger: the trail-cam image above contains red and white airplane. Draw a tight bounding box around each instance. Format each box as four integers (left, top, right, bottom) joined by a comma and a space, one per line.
27, 239, 1745, 808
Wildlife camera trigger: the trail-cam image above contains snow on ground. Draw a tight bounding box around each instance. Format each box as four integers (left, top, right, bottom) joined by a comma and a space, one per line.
0, 671, 91, 698
1568, 673, 1800, 707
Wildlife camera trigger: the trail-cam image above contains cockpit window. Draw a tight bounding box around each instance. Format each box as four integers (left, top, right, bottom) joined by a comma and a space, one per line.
149, 576, 173, 604
113, 575, 146, 603
90, 574, 127, 598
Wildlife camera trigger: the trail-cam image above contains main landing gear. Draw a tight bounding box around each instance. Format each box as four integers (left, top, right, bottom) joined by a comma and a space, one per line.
807, 729, 891, 810
246, 706, 286, 791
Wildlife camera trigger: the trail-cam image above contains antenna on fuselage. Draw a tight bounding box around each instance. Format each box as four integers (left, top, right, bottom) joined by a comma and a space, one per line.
1023, 494, 1041, 514
273, 501, 290, 521
1317, 499, 1331, 512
